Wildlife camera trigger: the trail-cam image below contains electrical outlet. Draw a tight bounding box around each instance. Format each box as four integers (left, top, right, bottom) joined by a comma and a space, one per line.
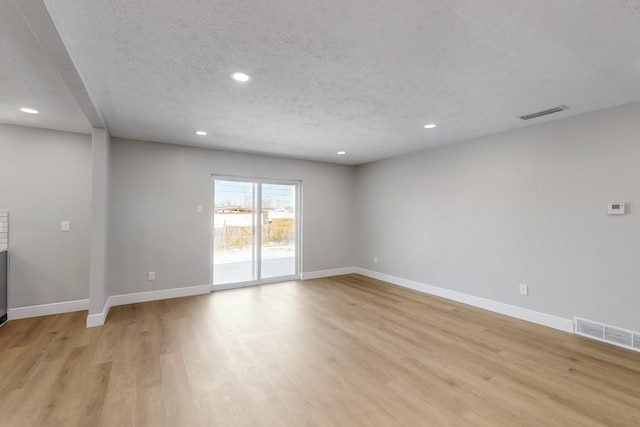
519, 284, 528, 295
373, 256, 378, 264
148, 271, 156, 281
61, 221, 70, 231
196, 205, 204, 214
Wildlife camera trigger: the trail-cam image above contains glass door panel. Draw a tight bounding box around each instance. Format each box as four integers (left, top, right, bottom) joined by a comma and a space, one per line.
213, 180, 255, 285
261, 183, 297, 279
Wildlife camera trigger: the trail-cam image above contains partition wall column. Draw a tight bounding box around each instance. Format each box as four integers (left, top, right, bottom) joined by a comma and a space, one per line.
87, 127, 111, 327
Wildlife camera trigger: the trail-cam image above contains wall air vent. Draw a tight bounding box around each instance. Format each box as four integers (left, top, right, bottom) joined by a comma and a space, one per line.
575, 318, 604, 339
520, 105, 568, 120
575, 317, 640, 353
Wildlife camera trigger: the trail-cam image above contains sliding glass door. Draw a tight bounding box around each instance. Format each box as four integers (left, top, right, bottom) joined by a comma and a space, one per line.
212, 177, 300, 288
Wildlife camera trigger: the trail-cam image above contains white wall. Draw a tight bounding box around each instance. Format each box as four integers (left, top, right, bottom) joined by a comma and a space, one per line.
108, 138, 355, 296
0, 124, 91, 307
354, 101, 640, 331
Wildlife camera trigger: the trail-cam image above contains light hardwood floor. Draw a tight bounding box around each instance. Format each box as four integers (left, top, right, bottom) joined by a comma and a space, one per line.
1, 274, 639, 426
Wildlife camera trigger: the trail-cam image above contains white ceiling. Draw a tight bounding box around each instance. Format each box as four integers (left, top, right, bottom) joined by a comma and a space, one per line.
3, 1, 640, 165
0, 1, 91, 134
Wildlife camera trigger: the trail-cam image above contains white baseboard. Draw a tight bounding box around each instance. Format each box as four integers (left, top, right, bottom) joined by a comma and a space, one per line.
301, 267, 356, 280
86, 284, 211, 328
354, 268, 574, 333
86, 298, 110, 328
109, 284, 211, 307
8, 299, 89, 321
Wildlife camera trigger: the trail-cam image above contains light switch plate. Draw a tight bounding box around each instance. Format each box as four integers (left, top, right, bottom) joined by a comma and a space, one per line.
196, 205, 204, 214
61, 221, 71, 231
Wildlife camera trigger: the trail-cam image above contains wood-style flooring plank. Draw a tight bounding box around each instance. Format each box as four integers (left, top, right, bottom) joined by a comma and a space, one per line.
1, 274, 639, 426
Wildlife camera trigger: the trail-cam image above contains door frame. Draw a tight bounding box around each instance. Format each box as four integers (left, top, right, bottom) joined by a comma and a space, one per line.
210, 175, 302, 291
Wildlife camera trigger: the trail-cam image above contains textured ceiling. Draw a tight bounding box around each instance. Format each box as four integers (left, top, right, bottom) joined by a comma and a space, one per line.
0, 1, 91, 134
5, 1, 640, 164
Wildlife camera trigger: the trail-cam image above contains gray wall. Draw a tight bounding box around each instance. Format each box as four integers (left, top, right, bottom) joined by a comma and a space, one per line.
355, 101, 640, 331
0, 123, 91, 307
89, 128, 111, 314
108, 138, 355, 296
5, 99, 640, 335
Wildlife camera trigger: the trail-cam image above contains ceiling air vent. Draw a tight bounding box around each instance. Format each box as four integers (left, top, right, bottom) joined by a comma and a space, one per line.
520, 105, 568, 120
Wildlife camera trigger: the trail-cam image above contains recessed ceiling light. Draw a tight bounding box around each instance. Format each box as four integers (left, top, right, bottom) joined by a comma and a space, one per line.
337, 151, 346, 155
423, 124, 436, 129
20, 107, 39, 114
231, 72, 251, 82
195, 131, 207, 136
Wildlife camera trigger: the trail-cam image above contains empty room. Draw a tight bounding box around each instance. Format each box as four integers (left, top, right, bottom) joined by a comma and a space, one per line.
1, 0, 640, 425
